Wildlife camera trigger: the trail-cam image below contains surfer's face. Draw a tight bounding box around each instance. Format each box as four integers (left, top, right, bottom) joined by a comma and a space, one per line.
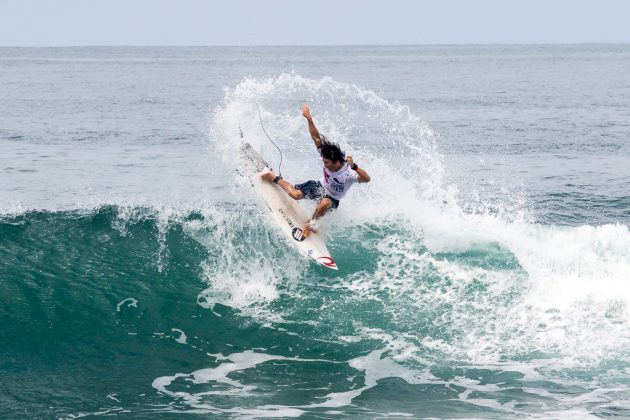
322, 157, 343, 172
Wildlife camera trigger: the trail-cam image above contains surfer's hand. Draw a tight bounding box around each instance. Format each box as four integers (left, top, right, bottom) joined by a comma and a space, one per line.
346, 156, 354, 167
302, 104, 312, 120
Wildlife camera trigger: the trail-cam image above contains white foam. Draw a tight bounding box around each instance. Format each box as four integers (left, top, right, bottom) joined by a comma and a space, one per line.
171, 328, 187, 344
182, 203, 307, 318
152, 347, 436, 415
208, 73, 630, 377
116, 297, 138, 312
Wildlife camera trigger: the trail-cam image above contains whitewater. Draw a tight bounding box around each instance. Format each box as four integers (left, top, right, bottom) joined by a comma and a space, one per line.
1, 45, 630, 419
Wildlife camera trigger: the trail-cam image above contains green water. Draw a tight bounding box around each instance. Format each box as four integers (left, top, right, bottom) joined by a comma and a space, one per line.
2, 206, 628, 418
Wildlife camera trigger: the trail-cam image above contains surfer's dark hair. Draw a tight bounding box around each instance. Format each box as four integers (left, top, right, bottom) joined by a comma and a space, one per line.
319, 136, 345, 163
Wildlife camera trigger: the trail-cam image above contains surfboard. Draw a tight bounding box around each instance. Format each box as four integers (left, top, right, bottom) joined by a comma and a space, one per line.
240, 142, 338, 270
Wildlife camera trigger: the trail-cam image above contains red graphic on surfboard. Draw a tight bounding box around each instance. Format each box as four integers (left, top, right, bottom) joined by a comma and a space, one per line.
317, 256, 337, 269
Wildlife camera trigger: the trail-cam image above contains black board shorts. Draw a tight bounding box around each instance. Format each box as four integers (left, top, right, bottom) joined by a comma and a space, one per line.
294, 180, 340, 209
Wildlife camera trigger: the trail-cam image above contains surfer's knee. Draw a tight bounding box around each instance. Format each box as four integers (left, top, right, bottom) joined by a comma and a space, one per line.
320, 197, 333, 209
315, 198, 333, 217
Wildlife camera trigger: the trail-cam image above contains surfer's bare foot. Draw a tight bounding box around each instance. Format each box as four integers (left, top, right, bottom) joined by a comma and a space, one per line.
260, 171, 275, 182
302, 223, 318, 238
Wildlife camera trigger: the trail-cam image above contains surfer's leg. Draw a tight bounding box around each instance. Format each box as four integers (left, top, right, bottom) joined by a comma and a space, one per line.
313, 197, 334, 219
303, 198, 333, 237
261, 171, 304, 199
278, 179, 304, 200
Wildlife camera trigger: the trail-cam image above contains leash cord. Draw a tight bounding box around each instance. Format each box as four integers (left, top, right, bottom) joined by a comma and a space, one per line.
256, 103, 283, 177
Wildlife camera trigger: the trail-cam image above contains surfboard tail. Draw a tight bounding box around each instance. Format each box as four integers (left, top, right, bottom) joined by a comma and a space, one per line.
316, 256, 338, 270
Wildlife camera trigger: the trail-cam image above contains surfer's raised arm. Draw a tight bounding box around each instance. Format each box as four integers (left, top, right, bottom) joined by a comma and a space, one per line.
346, 155, 370, 183
302, 104, 323, 149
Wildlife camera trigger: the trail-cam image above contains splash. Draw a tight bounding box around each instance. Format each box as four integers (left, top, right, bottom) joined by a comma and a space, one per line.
205, 73, 630, 367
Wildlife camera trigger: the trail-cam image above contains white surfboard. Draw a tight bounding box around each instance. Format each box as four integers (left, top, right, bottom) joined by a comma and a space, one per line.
241, 142, 338, 270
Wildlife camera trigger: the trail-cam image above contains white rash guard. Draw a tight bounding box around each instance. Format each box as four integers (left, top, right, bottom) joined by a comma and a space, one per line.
321, 163, 359, 200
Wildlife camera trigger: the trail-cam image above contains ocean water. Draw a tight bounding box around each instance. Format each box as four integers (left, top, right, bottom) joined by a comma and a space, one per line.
1, 45, 630, 419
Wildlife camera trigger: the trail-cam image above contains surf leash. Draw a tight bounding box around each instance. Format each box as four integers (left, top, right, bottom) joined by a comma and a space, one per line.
256, 103, 283, 177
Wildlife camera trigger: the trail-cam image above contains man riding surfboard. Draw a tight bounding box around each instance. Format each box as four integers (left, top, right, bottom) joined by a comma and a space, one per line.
261, 104, 371, 237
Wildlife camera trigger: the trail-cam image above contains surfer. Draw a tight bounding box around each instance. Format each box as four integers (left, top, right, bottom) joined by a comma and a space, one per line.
261, 104, 371, 237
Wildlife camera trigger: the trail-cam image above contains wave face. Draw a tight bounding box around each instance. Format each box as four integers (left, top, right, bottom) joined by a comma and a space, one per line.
2, 47, 630, 418
2, 202, 630, 418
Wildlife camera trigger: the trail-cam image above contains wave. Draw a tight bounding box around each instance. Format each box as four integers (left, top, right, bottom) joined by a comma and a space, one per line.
3, 76, 630, 416
2, 200, 630, 369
